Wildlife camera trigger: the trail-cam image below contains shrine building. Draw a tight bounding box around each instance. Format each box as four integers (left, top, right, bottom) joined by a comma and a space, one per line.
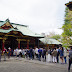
0, 19, 44, 52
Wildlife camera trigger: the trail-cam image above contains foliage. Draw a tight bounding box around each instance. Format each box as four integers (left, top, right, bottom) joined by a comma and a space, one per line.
62, 7, 72, 47
51, 34, 61, 40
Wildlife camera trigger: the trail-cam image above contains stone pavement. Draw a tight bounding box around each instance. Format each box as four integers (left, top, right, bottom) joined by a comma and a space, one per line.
0, 57, 72, 72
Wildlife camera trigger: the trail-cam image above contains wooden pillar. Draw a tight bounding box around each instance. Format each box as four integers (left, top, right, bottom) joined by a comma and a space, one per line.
17, 39, 20, 49
47, 44, 48, 47
27, 40, 29, 49
38, 39, 39, 48
2, 39, 5, 53
18, 41, 20, 49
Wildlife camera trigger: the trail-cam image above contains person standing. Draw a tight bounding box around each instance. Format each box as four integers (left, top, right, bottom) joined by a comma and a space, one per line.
35, 46, 39, 58
56, 47, 60, 63
15, 48, 18, 57
68, 47, 72, 72
59, 47, 64, 64
19, 51, 22, 60
30, 48, 33, 60
22, 49, 25, 58
47, 48, 52, 62
8, 49, 11, 59
11, 49, 13, 56
64, 47, 67, 64
50, 49, 53, 62
52, 48, 57, 63
26, 49, 30, 59
0, 49, 2, 62
4, 50, 7, 61
38, 48, 42, 61
42, 48, 46, 62
32, 48, 35, 60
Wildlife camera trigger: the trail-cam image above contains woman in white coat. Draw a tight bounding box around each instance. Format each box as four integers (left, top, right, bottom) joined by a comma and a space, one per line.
47, 48, 53, 62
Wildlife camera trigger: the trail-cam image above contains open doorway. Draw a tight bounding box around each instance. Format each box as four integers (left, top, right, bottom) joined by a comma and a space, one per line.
5, 36, 18, 50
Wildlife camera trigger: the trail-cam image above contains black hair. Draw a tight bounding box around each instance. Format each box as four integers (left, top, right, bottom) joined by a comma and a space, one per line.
54, 48, 56, 50
62, 47, 64, 51
71, 47, 72, 49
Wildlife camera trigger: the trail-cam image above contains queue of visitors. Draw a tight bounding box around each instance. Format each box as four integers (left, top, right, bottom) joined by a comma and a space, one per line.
0, 46, 68, 63
0, 46, 72, 72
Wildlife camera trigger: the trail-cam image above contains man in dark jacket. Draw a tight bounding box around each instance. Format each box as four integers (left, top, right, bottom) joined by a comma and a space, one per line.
68, 47, 72, 72
0, 49, 2, 62
56, 47, 60, 63
30, 48, 33, 60
38, 48, 42, 61
42, 48, 46, 62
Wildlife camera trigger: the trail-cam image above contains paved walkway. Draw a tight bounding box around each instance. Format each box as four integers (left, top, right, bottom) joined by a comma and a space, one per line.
0, 57, 72, 72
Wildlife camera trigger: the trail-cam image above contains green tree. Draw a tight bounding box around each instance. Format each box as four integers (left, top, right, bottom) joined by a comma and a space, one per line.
51, 34, 61, 40
62, 7, 72, 47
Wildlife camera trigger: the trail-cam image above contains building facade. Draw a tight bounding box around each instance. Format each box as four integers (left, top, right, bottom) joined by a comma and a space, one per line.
0, 19, 44, 52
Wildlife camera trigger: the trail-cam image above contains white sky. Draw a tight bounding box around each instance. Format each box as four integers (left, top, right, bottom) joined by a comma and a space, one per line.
0, 0, 71, 35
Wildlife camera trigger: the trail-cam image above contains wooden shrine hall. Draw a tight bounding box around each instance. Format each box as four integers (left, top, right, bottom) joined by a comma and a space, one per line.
0, 19, 44, 52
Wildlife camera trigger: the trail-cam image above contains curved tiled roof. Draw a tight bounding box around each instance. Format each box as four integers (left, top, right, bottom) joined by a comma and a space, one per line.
0, 19, 44, 38
0, 28, 18, 33
39, 38, 62, 44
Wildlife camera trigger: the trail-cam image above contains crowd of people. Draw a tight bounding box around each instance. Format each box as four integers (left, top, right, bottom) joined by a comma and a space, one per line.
0, 46, 72, 72
47, 47, 67, 64
0, 46, 68, 63
13, 47, 47, 61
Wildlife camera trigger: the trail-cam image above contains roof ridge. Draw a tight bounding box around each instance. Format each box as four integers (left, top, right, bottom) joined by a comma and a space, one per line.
0, 19, 9, 26
0, 19, 28, 27
11, 23, 28, 27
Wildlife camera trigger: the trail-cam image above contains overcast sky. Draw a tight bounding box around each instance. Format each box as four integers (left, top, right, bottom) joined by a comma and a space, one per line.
0, 0, 71, 35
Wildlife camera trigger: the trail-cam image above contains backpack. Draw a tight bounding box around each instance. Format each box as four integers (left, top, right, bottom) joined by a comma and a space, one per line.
50, 51, 52, 55
43, 50, 46, 55
39, 49, 42, 54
